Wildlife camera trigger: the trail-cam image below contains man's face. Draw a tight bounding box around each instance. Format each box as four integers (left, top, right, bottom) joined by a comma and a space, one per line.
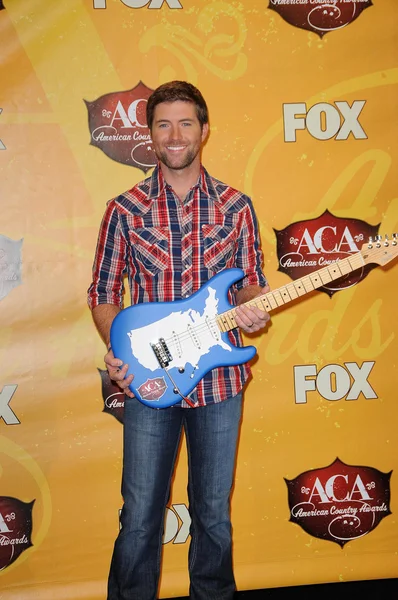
150, 100, 208, 171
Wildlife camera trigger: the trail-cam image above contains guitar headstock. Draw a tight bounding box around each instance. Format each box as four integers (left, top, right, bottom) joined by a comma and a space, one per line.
360, 234, 398, 266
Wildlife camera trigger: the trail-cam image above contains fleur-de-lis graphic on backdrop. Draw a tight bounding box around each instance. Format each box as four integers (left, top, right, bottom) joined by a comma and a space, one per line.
139, 2, 248, 82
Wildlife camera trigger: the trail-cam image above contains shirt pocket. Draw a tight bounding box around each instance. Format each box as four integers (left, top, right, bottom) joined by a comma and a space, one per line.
128, 227, 170, 276
202, 224, 237, 272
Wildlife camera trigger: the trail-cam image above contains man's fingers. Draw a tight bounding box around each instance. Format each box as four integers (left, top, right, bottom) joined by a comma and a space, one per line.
109, 362, 128, 381
104, 348, 135, 396
118, 374, 135, 398
104, 355, 122, 368
235, 303, 270, 333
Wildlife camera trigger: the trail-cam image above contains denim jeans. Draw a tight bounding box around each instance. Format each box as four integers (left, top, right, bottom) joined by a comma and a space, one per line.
107, 391, 243, 600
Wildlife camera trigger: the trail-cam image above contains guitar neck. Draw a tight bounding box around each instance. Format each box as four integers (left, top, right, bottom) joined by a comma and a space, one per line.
216, 251, 366, 333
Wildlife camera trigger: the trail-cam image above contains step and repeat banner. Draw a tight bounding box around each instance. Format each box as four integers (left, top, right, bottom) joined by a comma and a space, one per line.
1, 1, 397, 598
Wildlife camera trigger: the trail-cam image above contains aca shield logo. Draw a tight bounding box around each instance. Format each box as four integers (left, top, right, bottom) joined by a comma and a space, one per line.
138, 377, 167, 401
285, 458, 391, 547
85, 82, 156, 173
0, 497, 35, 570
274, 211, 379, 297
98, 369, 125, 423
268, 0, 372, 38
0, 235, 23, 302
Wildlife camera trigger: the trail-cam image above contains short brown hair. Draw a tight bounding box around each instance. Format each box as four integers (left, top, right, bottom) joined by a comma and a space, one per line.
146, 81, 209, 131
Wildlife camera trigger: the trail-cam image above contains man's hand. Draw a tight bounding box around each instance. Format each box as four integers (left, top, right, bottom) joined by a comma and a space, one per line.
104, 348, 135, 398
235, 285, 271, 334
91, 304, 135, 398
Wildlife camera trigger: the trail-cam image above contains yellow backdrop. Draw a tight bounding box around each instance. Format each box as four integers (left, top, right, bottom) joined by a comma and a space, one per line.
1, 0, 397, 598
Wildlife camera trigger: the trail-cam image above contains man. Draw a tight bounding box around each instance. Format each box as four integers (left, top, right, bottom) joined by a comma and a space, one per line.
88, 81, 270, 600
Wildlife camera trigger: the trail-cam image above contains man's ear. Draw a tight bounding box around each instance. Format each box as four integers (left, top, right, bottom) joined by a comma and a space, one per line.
201, 122, 209, 142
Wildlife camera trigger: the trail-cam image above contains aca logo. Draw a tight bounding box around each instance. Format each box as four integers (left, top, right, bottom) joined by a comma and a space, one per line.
294, 361, 377, 404
0, 437, 52, 570
138, 377, 167, 401
85, 82, 156, 173
93, 0, 182, 10
274, 211, 379, 297
283, 101, 367, 142
0, 497, 34, 570
285, 458, 391, 547
268, 0, 372, 38
98, 369, 125, 423
0, 235, 23, 302
0, 385, 20, 425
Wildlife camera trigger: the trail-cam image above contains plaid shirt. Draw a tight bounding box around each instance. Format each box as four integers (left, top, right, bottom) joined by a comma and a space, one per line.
88, 165, 266, 406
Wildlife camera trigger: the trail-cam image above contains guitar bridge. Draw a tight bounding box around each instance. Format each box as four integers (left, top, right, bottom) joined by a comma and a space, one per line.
151, 338, 173, 368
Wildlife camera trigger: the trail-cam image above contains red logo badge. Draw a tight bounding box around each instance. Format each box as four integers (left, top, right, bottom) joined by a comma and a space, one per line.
268, 0, 372, 37
138, 377, 167, 401
85, 81, 156, 173
99, 369, 125, 423
0, 497, 34, 569
274, 210, 379, 297
285, 458, 391, 547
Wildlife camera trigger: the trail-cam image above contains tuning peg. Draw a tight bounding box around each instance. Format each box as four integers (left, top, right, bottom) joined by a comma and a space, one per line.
367, 236, 373, 248
384, 234, 390, 246
392, 233, 397, 246
375, 234, 382, 248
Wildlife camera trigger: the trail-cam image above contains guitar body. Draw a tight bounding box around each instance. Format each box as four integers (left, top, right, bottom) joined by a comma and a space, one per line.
110, 268, 257, 408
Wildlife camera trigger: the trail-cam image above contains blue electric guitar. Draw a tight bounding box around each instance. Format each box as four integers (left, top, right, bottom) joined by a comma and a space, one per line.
110, 235, 397, 408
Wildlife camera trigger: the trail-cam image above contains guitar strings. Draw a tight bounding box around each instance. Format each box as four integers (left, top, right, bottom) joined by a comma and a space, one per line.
162, 315, 226, 348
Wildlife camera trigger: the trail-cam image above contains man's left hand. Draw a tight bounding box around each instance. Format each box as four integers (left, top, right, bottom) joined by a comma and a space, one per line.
235, 285, 271, 333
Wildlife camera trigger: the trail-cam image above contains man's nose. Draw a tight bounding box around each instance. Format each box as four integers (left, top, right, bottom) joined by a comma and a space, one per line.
168, 124, 181, 140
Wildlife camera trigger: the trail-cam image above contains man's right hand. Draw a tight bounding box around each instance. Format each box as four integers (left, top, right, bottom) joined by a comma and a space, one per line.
104, 348, 135, 398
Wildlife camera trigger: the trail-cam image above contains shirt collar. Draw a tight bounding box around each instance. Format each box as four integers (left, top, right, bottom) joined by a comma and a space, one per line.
147, 164, 165, 200
200, 165, 220, 202
147, 163, 221, 204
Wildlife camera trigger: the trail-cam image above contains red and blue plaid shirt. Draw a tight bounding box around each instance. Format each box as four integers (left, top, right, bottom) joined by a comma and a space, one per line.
88, 165, 266, 406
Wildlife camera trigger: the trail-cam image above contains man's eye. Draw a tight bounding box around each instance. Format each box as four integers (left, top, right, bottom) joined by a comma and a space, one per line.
181, 122, 192, 127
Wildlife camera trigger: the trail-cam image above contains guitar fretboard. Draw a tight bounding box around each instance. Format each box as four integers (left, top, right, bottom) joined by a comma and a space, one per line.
216, 251, 365, 333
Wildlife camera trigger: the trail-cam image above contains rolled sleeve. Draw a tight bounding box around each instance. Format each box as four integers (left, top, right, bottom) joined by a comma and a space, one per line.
234, 198, 267, 291
87, 201, 127, 310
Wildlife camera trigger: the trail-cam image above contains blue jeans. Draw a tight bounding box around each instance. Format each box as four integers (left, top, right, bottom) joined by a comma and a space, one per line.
107, 392, 243, 600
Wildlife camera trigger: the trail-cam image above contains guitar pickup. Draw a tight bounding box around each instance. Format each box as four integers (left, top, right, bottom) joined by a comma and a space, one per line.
151, 338, 173, 368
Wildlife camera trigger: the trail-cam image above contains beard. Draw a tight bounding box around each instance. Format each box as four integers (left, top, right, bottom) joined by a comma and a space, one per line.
155, 145, 200, 171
